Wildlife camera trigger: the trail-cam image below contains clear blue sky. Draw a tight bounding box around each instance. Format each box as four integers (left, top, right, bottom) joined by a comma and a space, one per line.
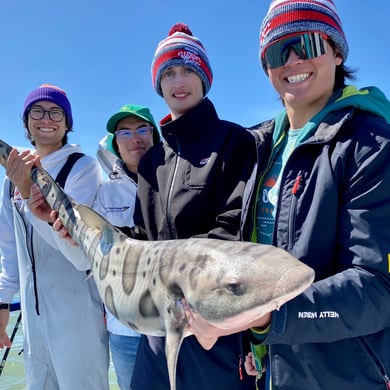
1, 0, 389, 187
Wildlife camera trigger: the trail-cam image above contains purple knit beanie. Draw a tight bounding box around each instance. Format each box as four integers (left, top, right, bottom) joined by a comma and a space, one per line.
259, 0, 348, 73
23, 84, 73, 129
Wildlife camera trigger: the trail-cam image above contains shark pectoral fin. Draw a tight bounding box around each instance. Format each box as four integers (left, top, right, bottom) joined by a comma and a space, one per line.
194, 335, 218, 350
165, 328, 185, 390
77, 204, 111, 230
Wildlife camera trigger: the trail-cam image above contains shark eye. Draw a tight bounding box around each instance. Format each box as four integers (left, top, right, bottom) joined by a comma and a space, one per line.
227, 283, 246, 296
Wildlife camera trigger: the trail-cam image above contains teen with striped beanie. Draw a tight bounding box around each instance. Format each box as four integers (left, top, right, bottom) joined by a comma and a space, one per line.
131, 21, 257, 390
151, 22, 213, 97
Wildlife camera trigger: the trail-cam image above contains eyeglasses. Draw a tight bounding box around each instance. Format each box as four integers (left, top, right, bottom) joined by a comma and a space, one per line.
29, 107, 65, 122
115, 126, 153, 141
262, 32, 328, 70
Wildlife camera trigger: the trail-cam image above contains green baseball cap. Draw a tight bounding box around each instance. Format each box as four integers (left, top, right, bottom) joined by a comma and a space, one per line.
106, 103, 160, 144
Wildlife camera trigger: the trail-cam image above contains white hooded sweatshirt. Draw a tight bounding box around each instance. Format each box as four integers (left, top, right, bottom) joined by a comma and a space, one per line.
0, 144, 109, 390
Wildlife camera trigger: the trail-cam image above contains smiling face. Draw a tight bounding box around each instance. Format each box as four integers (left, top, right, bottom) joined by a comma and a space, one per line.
27, 100, 68, 156
114, 116, 154, 173
267, 40, 343, 128
160, 65, 204, 120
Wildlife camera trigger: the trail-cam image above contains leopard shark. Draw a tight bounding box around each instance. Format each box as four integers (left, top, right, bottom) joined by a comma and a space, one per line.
0, 138, 315, 390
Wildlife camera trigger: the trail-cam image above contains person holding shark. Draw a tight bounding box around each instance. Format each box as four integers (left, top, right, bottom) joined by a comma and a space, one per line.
94, 103, 160, 390
129, 22, 258, 390
0, 84, 109, 389
184, 1, 390, 389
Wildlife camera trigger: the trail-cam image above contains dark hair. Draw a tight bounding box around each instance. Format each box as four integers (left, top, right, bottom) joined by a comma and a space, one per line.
23, 109, 72, 146
334, 63, 356, 91
328, 39, 357, 91
112, 136, 120, 156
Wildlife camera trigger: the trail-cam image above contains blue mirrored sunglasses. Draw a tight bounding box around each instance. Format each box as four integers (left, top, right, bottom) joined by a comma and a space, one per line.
262, 32, 328, 70
115, 126, 153, 140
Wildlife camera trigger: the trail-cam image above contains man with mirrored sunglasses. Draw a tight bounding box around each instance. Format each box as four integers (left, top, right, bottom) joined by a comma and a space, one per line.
241, 1, 390, 389
182, 1, 390, 389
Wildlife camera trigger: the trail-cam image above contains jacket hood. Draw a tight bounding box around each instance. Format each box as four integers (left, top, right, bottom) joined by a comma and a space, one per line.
97, 135, 125, 176
272, 85, 390, 147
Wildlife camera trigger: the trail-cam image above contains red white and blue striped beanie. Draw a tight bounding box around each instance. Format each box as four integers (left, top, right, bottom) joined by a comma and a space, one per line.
259, 0, 348, 73
151, 23, 213, 97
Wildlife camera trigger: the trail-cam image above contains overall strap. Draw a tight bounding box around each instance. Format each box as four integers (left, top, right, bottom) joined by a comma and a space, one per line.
55, 152, 84, 188
33, 151, 84, 314
9, 181, 15, 199
8, 152, 84, 198
56, 152, 92, 279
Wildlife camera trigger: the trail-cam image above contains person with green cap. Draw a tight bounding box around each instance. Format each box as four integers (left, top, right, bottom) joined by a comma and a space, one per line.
92, 103, 160, 390
33, 103, 160, 389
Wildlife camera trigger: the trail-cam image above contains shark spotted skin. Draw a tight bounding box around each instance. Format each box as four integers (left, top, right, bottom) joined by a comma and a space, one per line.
0, 138, 315, 390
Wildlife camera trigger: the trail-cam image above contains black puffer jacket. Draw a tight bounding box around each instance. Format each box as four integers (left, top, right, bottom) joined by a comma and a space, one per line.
131, 97, 257, 390
135, 97, 257, 241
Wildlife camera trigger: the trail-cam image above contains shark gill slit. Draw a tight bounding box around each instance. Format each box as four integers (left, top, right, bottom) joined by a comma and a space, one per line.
139, 290, 160, 318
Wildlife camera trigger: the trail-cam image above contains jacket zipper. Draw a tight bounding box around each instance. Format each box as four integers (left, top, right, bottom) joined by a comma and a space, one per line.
267, 346, 272, 390
288, 171, 302, 250
360, 336, 390, 389
166, 136, 180, 238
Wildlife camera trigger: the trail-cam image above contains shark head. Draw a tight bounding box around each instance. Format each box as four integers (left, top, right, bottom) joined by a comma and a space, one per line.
167, 241, 315, 328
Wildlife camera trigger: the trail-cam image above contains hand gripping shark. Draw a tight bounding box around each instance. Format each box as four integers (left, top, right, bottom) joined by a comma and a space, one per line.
0, 138, 315, 390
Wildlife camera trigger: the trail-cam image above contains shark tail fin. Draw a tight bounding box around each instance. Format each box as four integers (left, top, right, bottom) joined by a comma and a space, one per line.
165, 330, 186, 390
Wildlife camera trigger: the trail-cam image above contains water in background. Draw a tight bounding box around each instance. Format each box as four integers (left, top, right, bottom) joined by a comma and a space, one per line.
0, 309, 120, 389
0, 309, 24, 390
